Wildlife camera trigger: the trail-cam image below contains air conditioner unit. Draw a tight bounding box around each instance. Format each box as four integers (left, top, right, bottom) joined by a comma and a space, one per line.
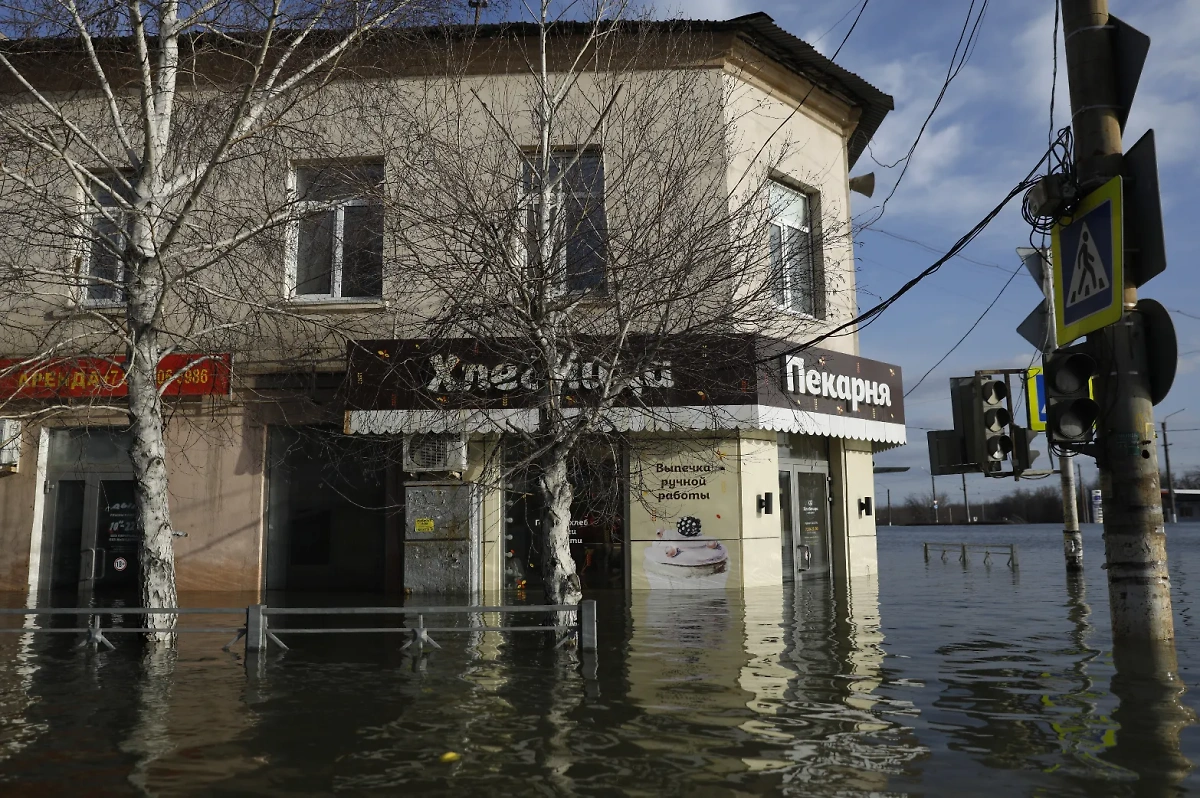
0, 419, 21, 473
403, 433, 467, 473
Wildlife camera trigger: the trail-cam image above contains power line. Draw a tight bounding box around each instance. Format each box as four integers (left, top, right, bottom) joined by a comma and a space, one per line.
860, 0, 991, 228
730, 0, 871, 197
809, 0, 869, 48
904, 260, 1024, 398
863, 227, 1009, 272
771, 128, 1068, 364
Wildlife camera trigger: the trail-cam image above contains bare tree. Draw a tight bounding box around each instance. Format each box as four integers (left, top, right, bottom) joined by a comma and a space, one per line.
0, 0, 444, 639
362, 4, 858, 614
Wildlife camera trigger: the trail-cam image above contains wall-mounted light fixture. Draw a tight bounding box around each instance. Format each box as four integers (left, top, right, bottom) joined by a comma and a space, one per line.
756, 492, 774, 515
858, 497, 874, 517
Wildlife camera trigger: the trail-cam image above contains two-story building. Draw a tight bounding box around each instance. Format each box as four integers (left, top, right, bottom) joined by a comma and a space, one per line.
0, 13, 903, 604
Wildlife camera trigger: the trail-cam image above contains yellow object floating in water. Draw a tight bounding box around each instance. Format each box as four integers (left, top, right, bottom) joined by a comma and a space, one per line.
439, 752, 461, 763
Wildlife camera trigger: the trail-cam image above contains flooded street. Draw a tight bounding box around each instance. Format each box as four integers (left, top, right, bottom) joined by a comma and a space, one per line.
1, 524, 1198, 796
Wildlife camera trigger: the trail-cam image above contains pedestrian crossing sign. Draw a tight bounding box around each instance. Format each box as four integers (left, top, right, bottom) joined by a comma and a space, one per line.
1051, 175, 1124, 344
1026, 367, 1046, 432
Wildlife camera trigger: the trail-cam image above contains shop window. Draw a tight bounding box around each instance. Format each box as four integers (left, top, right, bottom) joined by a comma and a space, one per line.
289, 161, 384, 299
769, 180, 825, 318
523, 151, 607, 293
266, 427, 388, 591
503, 442, 623, 592
84, 173, 135, 305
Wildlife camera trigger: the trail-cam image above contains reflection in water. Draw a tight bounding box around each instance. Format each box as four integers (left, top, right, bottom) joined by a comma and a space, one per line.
0, 525, 1197, 794
1104, 639, 1195, 793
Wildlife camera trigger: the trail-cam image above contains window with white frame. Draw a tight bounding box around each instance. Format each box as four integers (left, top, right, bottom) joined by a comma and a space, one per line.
523, 152, 606, 293
85, 173, 134, 305
769, 180, 824, 318
290, 162, 384, 299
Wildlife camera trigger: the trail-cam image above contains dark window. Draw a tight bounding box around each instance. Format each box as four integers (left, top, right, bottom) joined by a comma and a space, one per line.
293, 162, 384, 298
524, 152, 606, 293
769, 181, 824, 318
86, 174, 134, 304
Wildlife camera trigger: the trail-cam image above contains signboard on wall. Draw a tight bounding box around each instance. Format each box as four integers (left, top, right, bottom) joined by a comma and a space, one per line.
629, 440, 740, 590
0, 353, 231, 399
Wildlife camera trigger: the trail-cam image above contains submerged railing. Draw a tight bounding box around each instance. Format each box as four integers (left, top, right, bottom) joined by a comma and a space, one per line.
923, 542, 1019, 569
0, 601, 598, 655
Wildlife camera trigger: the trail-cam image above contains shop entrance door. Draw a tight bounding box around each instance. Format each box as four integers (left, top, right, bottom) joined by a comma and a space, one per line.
778, 465, 832, 580
43, 474, 142, 603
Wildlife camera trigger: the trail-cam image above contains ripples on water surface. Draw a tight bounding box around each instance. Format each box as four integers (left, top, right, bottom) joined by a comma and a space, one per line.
1, 524, 1198, 796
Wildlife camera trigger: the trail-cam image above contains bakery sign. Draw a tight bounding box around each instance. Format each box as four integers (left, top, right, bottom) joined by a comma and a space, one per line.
346, 337, 758, 411
756, 341, 905, 426
0, 353, 232, 399
782, 354, 894, 412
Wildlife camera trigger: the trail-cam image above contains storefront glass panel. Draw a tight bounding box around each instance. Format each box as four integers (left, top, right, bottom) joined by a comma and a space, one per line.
266, 427, 389, 592
503, 442, 624, 593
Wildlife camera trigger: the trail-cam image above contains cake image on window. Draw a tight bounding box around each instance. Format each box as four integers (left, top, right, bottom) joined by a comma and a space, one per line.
642, 516, 729, 589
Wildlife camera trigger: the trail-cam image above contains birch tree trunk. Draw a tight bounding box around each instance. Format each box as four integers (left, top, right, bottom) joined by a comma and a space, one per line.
125, 306, 177, 642
538, 447, 582, 633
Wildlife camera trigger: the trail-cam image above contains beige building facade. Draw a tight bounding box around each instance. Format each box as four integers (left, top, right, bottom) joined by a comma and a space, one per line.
0, 14, 902, 603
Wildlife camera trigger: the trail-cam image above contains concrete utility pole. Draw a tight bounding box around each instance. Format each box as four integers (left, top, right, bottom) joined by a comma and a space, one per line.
1062, 0, 1174, 640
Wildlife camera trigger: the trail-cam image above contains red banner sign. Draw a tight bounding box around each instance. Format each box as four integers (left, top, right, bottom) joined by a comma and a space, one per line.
0, 353, 232, 399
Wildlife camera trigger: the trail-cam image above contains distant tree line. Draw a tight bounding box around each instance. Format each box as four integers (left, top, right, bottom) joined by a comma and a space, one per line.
886, 481, 1097, 526
882, 465, 1199, 526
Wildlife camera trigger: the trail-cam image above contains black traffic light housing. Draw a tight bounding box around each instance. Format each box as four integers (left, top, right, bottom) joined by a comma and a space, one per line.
1012, 426, 1041, 477
1044, 343, 1099, 446
974, 377, 1013, 474
950, 375, 1014, 475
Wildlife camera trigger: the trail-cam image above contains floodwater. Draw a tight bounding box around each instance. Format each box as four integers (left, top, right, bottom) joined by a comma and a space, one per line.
1, 524, 1198, 796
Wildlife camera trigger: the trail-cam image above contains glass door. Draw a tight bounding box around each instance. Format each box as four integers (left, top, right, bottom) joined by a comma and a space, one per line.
42, 475, 142, 604
793, 470, 831, 577
779, 465, 831, 580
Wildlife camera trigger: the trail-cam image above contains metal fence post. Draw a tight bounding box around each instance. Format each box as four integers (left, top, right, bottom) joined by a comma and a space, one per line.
923, 542, 929, 562
246, 604, 266, 653
961, 543, 969, 565
1010, 544, 1020, 569
579, 600, 597, 651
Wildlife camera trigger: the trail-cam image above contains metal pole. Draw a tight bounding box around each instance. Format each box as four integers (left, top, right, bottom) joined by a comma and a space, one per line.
887, 488, 892, 526
1161, 412, 1184, 523
246, 604, 266, 653
1077, 462, 1089, 523
961, 473, 971, 524
1062, 0, 1174, 641
1060, 453, 1083, 570
931, 473, 938, 525
579, 600, 597, 651
1040, 234, 1084, 570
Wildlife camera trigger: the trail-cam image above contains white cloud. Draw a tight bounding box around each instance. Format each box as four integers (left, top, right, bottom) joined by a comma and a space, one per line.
652, 0, 751, 20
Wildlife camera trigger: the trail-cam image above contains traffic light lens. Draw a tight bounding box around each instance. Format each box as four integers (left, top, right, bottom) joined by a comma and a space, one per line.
1051, 399, 1099, 441
986, 435, 1013, 460
983, 407, 1011, 432
1050, 353, 1097, 394
980, 380, 1008, 405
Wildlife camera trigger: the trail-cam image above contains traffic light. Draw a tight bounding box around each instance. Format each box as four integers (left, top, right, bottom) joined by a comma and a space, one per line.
1044, 344, 1099, 445
973, 377, 1013, 473
1012, 426, 1041, 477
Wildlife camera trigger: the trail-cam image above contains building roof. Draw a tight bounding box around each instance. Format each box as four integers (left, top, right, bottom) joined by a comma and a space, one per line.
715, 13, 893, 168
463, 13, 893, 168
0, 13, 892, 166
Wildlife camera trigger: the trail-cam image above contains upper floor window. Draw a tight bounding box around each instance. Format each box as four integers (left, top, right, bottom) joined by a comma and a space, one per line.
290, 162, 384, 299
769, 180, 824, 318
85, 173, 134, 305
523, 152, 606, 293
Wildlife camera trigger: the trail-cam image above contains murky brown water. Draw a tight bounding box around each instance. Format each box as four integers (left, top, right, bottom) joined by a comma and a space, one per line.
1, 524, 1198, 796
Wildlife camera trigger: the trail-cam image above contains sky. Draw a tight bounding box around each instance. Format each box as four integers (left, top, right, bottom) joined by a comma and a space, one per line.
657, 0, 1200, 508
